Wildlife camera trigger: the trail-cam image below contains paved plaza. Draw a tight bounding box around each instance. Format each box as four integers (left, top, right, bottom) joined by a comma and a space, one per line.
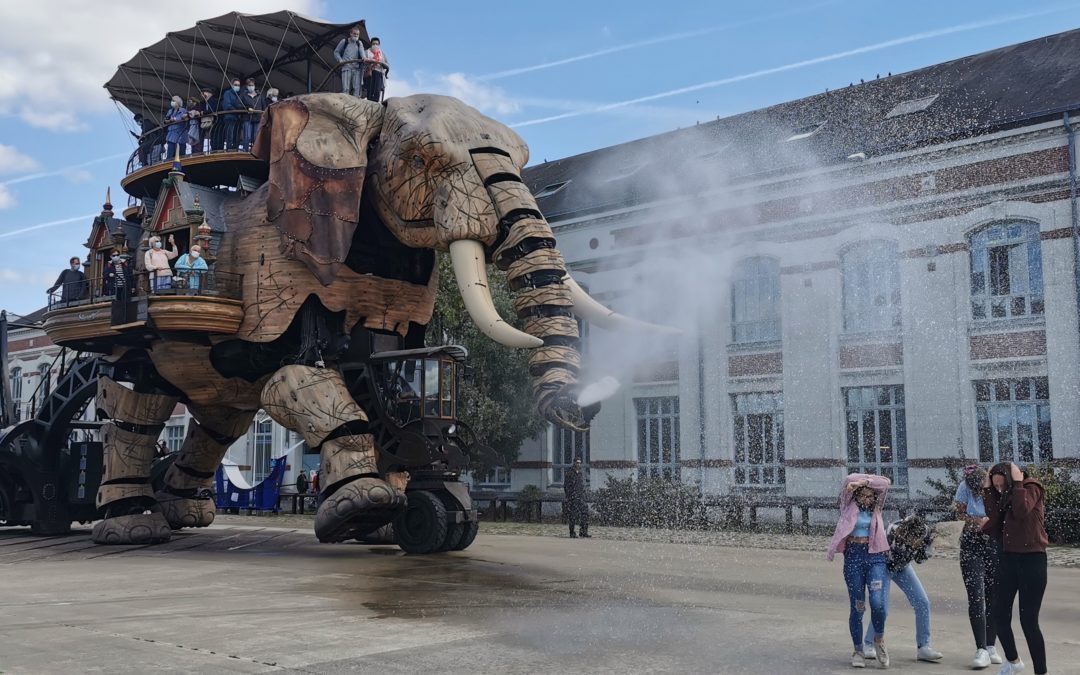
1, 523, 1079, 674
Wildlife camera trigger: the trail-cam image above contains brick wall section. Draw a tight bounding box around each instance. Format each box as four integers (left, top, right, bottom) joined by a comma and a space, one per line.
839, 343, 903, 368
590, 460, 638, 469
681, 459, 733, 468
6, 336, 55, 352
969, 330, 1046, 360
728, 352, 783, 376
611, 147, 1069, 248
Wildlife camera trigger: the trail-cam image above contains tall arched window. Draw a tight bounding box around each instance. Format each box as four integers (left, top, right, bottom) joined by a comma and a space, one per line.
969, 222, 1044, 320
9, 367, 21, 402
731, 257, 781, 343
36, 363, 51, 407
842, 241, 901, 332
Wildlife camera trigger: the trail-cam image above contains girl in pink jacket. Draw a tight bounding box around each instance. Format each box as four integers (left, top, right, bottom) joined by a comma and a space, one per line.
828, 472, 892, 668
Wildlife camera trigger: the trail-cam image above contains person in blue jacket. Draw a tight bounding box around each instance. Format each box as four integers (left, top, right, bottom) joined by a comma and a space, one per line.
174, 244, 209, 291
219, 78, 245, 150
164, 96, 188, 159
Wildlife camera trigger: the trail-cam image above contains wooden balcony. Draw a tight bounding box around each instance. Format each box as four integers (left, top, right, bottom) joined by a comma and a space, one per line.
42, 271, 245, 351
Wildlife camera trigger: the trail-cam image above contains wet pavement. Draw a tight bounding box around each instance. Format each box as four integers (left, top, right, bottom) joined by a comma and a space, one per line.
1, 524, 1078, 674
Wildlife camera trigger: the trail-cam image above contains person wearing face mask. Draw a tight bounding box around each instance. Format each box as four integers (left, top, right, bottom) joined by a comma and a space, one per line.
334, 26, 365, 97
103, 248, 132, 297
219, 78, 245, 151
364, 37, 389, 103
982, 462, 1049, 675
164, 95, 189, 160
265, 88, 280, 106
47, 256, 88, 305
144, 234, 179, 292
240, 78, 262, 151
174, 244, 209, 291
828, 473, 893, 669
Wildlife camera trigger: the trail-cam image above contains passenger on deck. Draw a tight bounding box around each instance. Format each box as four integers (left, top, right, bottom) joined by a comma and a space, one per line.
174, 244, 209, 291
266, 88, 280, 105
220, 78, 245, 151
145, 235, 179, 292
240, 78, 263, 151
334, 26, 365, 97
186, 96, 203, 154
131, 114, 156, 166
164, 96, 188, 160
103, 248, 134, 298
47, 257, 87, 305
197, 88, 219, 151
364, 37, 389, 103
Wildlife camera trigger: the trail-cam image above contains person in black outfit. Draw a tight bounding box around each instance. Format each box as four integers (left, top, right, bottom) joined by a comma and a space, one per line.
564, 457, 589, 538
47, 256, 87, 305
295, 470, 309, 495
982, 462, 1049, 675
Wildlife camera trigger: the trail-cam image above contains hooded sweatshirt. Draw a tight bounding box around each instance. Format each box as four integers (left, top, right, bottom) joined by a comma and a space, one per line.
827, 472, 891, 561
981, 478, 1049, 553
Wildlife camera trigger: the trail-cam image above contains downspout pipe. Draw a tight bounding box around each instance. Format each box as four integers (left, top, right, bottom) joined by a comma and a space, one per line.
1065, 113, 1080, 348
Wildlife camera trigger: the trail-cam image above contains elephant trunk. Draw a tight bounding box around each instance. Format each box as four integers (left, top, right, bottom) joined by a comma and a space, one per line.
472, 150, 587, 431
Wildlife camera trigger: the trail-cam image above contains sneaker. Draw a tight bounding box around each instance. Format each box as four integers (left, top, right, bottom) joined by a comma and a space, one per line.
917, 645, 943, 662
874, 642, 889, 669
997, 661, 1025, 674
973, 649, 991, 669
851, 651, 866, 668
987, 646, 1003, 665
863, 644, 877, 660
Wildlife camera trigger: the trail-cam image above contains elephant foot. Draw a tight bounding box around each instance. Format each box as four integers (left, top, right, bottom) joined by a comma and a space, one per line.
91, 512, 172, 545
315, 477, 406, 543
155, 489, 216, 530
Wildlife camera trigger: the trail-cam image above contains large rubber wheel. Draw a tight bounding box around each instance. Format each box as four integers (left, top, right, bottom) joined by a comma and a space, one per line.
394, 490, 448, 554
452, 519, 479, 551
439, 520, 464, 551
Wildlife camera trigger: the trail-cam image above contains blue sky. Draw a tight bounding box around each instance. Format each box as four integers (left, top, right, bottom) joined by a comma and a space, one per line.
1, 0, 1078, 316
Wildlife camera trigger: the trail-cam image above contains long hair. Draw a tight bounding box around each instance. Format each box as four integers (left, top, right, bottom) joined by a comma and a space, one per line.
852, 485, 878, 510
963, 464, 986, 492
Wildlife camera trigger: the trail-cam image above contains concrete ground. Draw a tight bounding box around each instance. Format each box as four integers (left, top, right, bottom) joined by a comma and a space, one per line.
1, 523, 1078, 674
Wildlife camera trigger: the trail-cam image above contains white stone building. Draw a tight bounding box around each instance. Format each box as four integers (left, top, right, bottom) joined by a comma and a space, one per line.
508, 28, 1080, 498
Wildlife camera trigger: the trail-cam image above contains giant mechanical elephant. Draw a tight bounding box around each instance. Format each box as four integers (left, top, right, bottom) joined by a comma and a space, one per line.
93, 93, 665, 545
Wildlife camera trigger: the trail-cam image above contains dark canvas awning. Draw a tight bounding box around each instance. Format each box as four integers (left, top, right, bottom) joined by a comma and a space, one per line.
105, 11, 367, 124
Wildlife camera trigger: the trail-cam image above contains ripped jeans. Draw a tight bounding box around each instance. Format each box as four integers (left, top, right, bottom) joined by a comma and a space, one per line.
843, 543, 888, 651
865, 563, 932, 648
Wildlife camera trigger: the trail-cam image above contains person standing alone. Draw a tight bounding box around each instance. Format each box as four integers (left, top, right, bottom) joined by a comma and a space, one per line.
564, 457, 589, 538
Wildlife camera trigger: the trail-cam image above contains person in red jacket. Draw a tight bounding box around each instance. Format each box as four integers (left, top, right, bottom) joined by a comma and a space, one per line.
982, 462, 1049, 675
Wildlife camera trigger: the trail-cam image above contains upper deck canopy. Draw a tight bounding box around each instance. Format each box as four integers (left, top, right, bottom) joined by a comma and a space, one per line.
104, 11, 368, 123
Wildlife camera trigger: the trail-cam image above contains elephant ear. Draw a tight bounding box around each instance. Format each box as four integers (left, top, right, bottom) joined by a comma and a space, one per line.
253, 94, 384, 286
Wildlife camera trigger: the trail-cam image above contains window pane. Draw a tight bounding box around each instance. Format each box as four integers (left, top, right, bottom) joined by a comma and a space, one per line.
895, 411, 907, 461
734, 415, 745, 463
1037, 404, 1053, 462
977, 406, 993, 463
1017, 405, 1035, 465
975, 382, 991, 401
862, 410, 876, 462
996, 406, 1014, 461
1035, 378, 1049, 401
846, 412, 860, 462
878, 409, 893, 463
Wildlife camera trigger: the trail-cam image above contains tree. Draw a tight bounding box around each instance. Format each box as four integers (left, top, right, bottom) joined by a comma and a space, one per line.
428, 253, 545, 476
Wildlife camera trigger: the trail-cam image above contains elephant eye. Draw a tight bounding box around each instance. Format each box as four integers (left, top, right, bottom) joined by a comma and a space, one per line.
410, 154, 425, 169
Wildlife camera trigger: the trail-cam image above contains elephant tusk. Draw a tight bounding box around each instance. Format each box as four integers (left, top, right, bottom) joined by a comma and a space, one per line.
449, 240, 544, 349
564, 274, 683, 335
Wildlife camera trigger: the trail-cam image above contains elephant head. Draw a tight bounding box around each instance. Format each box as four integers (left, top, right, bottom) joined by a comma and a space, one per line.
255, 93, 676, 431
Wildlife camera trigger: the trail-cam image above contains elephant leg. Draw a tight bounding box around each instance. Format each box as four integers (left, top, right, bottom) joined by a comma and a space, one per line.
92, 376, 178, 545
156, 405, 255, 529
261, 365, 405, 542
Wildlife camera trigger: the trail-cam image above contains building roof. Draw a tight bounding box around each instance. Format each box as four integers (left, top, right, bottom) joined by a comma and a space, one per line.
523, 28, 1080, 221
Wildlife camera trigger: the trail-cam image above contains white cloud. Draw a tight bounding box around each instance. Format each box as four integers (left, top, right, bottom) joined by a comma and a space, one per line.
386, 72, 519, 116
0, 144, 41, 174
63, 168, 94, 184
0, 184, 15, 209
0, 0, 320, 132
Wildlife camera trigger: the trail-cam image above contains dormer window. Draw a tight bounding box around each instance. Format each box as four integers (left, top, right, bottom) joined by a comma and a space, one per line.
534, 181, 570, 198
885, 94, 939, 119
784, 122, 825, 142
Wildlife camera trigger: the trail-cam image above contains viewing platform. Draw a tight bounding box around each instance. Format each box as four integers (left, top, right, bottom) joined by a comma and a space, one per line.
41, 270, 244, 352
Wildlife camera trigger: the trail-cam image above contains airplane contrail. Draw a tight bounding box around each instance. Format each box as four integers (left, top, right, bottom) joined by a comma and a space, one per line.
477, 1, 841, 81
0, 153, 129, 187
0, 214, 98, 240
510, 7, 1076, 128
